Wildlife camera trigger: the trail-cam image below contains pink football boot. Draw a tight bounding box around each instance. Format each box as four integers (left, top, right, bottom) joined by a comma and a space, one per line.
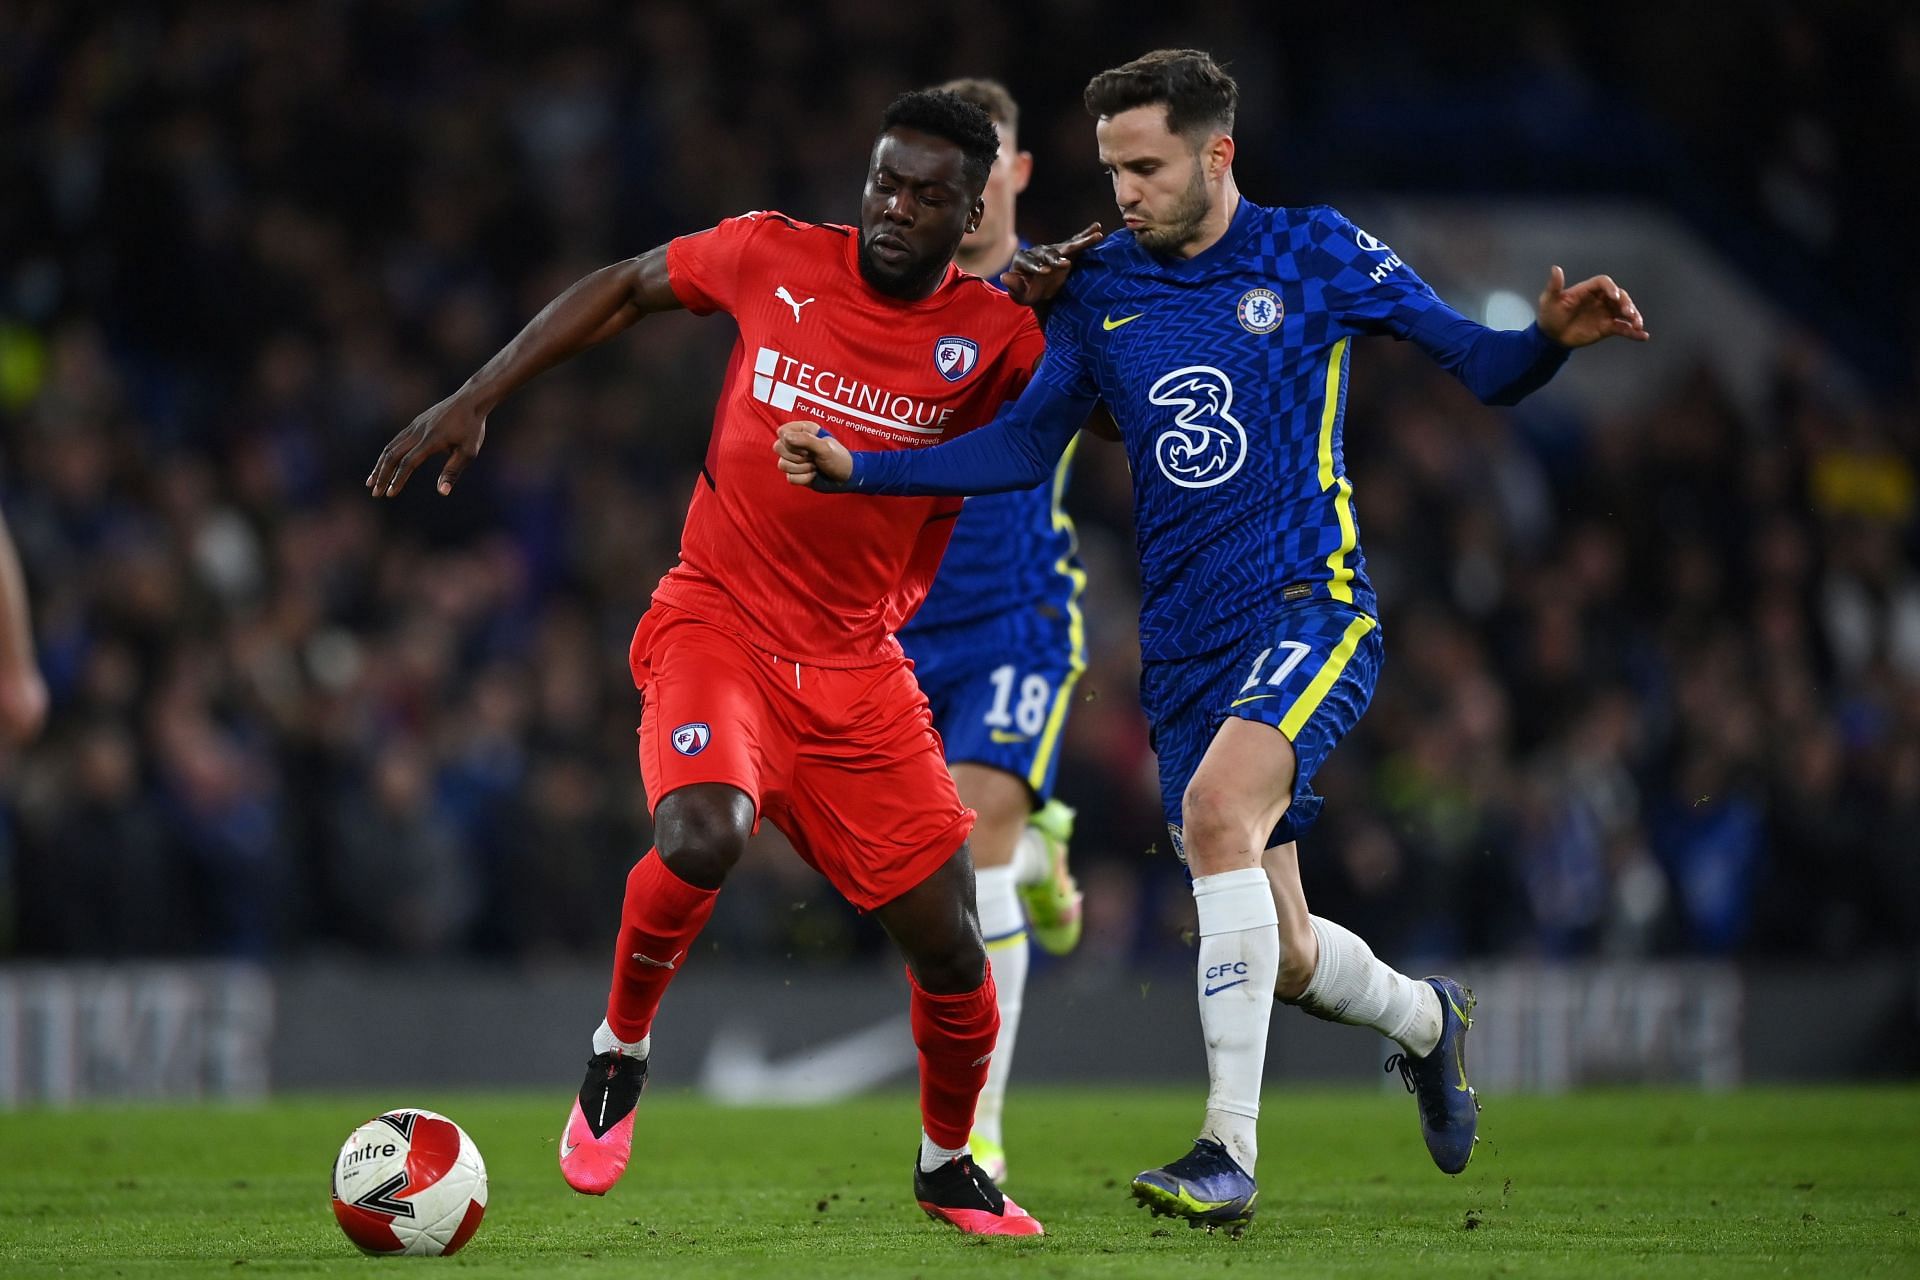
914, 1152, 1045, 1236
559, 1050, 647, 1195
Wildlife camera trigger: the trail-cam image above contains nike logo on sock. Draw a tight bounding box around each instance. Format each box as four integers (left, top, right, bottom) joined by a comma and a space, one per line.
1203, 979, 1250, 996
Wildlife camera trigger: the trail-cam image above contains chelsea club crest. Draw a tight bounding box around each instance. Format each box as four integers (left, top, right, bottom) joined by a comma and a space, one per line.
934, 336, 979, 382
1236, 288, 1283, 334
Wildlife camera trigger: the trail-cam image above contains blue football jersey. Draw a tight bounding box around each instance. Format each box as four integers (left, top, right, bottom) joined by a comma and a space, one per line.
852, 199, 1569, 663
902, 248, 1082, 632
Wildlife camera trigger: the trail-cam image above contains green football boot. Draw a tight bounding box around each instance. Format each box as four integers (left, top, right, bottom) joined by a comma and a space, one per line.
1017, 799, 1083, 955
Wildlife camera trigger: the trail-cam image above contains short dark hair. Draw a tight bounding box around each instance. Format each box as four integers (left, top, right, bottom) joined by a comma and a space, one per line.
880, 90, 1000, 193
1083, 48, 1238, 141
936, 77, 1019, 135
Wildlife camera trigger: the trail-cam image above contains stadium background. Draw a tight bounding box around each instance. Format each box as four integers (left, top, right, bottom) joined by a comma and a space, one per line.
1, 1, 1917, 1100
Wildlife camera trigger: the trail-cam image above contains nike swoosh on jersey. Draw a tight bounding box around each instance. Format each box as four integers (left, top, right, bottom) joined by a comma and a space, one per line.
1229, 693, 1278, 707
1203, 978, 1250, 996
989, 730, 1034, 744
1102, 312, 1144, 331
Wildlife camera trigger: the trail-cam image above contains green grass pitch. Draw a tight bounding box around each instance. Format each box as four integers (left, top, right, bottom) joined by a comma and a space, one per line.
2, 1086, 1915, 1277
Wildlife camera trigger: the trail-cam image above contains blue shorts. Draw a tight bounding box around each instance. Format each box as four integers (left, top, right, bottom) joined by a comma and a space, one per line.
1143, 601, 1383, 858
900, 601, 1086, 804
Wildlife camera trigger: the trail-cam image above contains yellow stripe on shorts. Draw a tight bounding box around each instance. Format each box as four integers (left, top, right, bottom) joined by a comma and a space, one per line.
1278, 614, 1377, 740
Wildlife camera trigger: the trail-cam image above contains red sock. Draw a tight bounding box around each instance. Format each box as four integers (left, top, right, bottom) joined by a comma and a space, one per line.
605, 850, 719, 1043
907, 967, 1000, 1150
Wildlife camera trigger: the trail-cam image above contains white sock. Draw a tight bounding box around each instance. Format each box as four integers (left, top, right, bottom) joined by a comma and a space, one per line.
973, 865, 1027, 1148
918, 1130, 970, 1173
1192, 867, 1279, 1175
1011, 825, 1050, 884
1295, 916, 1442, 1057
592, 1018, 650, 1061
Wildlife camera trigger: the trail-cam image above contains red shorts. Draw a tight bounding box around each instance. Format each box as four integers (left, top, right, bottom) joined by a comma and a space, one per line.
630, 604, 974, 910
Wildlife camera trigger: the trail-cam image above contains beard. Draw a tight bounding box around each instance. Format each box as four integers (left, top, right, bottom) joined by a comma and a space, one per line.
1132, 164, 1212, 255
857, 238, 949, 300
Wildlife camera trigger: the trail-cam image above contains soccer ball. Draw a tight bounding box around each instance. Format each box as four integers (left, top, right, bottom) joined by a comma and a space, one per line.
330, 1108, 488, 1256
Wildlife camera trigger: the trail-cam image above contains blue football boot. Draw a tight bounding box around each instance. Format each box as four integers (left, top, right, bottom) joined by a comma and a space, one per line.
1384, 976, 1480, 1174
1130, 1138, 1258, 1235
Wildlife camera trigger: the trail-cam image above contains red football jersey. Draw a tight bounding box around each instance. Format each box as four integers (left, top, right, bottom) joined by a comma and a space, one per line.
654, 211, 1045, 667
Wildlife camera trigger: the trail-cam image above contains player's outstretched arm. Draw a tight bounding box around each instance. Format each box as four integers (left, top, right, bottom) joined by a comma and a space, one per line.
367, 247, 681, 497
1398, 268, 1649, 406
1536, 266, 1649, 347
774, 374, 1093, 498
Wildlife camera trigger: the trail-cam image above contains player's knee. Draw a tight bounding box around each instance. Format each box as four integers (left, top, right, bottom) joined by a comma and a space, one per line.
907, 934, 987, 995
1274, 954, 1315, 1002
653, 789, 752, 890
1274, 920, 1318, 1002
1181, 783, 1272, 874
655, 831, 744, 890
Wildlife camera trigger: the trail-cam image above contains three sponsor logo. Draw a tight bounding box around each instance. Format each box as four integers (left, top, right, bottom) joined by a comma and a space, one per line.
1148, 365, 1248, 490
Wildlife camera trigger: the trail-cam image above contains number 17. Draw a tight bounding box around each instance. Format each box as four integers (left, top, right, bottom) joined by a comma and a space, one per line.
1240, 640, 1312, 692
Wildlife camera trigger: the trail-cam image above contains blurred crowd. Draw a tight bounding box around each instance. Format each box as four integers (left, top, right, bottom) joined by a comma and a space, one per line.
2, 1, 1915, 967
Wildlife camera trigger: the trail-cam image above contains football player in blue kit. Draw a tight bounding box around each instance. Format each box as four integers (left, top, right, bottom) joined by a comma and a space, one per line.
778, 49, 1648, 1233
895, 78, 1089, 1186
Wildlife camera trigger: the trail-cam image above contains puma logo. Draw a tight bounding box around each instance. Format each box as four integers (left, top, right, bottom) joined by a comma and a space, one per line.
775, 286, 814, 322
631, 950, 681, 969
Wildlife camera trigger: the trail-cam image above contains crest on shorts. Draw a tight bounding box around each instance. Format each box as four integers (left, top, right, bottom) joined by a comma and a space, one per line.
1166, 822, 1189, 864
671, 722, 711, 756
934, 336, 979, 383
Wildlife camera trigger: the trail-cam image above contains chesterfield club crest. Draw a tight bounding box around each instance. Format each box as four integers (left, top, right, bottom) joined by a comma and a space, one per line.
934, 336, 979, 382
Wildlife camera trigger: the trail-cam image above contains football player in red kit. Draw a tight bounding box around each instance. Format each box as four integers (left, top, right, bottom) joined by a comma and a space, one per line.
368, 91, 1050, 1236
